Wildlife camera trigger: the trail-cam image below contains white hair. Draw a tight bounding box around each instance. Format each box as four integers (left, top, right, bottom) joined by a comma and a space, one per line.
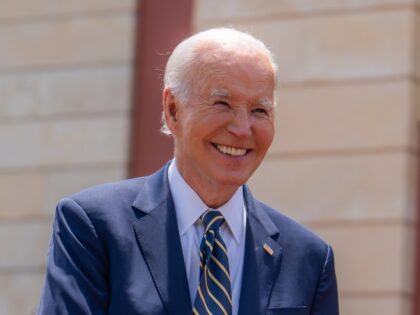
161, 27, 278, 135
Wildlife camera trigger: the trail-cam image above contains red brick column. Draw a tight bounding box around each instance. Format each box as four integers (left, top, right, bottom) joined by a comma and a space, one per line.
415, 125, 420, 315
129, 0, 193, 177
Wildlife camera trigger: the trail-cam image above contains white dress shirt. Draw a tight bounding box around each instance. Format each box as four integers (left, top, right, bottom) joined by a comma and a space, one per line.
168, 160, 246, 315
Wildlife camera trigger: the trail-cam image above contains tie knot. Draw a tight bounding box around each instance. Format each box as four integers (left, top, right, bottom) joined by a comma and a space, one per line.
201, 210, 225, 231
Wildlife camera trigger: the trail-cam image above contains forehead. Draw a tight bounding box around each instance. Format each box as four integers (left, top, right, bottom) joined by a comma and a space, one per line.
191, 49, 275, 96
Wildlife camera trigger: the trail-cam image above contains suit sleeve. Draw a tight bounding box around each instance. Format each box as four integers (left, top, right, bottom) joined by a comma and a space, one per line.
38, 198, 109, 315
311, 245, 339, 315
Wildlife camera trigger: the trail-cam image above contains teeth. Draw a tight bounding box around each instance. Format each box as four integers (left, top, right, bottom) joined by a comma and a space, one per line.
216, 144, 247, 156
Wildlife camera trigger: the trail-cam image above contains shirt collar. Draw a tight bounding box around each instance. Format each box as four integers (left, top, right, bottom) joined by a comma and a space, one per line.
168, 160, 245, 244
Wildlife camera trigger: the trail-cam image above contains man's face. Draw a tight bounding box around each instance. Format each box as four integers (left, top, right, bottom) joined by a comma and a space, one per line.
170, 49, 275, 195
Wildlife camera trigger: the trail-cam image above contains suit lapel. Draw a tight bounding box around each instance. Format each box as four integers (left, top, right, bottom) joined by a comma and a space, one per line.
238, 186, 283, 315
131, 164, 192, 314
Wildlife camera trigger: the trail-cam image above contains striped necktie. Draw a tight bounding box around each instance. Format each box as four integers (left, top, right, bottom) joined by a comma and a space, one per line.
193, 210, 232, 315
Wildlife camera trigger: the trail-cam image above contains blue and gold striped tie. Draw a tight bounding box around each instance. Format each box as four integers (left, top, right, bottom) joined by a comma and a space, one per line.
193, 210, 232, 315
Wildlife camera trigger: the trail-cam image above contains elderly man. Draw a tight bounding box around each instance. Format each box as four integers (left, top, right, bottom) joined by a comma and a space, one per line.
38, 28, 339, 315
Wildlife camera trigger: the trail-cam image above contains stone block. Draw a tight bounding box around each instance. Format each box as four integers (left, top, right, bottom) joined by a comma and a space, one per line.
195, 0, 415, 23
0, 220, 51, 269
198, 10, 415, 83
0, 171, 45, 219
0, 166, 126, 219
0, 273, 44, 315
416, 12, 420, 78
42, 115, 130, 166
272, 80, 414, 153
312, 222, 415, 294
0, 65, 132, 119
0, 123, 44, 168
340, 295, 411, 315
0, 14, 135, 69
416, 83, 420, 120
43, 166, 127, 215
0, 115, 129, 168
248, 152, 415, 222
0, 0, 136, 20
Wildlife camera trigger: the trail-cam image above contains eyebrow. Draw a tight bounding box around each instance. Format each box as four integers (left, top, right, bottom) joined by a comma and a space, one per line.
209, 88, 231, 98
209, 88, 274, 109
259, 97, 274, 109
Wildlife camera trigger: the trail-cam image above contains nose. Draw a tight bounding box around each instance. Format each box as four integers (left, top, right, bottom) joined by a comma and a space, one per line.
227, 108, 252, 138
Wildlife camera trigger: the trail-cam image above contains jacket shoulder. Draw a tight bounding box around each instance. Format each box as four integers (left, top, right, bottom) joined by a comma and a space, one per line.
69, 177, 146, 207
254, 199, 330, 254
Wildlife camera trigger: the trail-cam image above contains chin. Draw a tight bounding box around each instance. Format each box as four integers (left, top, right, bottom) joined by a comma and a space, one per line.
214, 173, 250, 187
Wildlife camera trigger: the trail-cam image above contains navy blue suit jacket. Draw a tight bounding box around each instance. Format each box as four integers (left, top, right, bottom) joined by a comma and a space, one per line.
38, 163, 339, 314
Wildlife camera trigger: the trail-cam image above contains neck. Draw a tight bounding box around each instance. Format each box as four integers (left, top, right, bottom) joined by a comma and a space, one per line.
193, 182, 238, 209
174, 162, 240, 208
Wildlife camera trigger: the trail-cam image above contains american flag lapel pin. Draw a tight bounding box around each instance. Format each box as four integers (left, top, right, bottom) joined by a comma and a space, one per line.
263, 243, 274, 256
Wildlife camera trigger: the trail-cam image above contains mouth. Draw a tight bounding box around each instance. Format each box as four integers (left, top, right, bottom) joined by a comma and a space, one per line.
212, 143, 248, 157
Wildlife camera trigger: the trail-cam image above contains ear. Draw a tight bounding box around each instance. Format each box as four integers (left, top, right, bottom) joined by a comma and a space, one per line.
162, 88, 180, 135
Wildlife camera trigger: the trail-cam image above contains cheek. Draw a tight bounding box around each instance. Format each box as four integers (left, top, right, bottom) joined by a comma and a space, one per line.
198, 113, 232, 136
257, 122, 275, 150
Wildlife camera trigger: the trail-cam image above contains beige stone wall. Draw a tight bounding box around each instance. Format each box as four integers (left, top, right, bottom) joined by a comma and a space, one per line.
194, 1, 419, 314
0, 1, 136, 314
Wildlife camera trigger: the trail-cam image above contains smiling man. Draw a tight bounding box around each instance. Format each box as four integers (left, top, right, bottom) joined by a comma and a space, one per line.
38, 28, 339, 315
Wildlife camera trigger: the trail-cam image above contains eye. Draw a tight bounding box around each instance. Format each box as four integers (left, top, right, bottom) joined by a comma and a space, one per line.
252, 107, 268, 115
214, 100, 231, 109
